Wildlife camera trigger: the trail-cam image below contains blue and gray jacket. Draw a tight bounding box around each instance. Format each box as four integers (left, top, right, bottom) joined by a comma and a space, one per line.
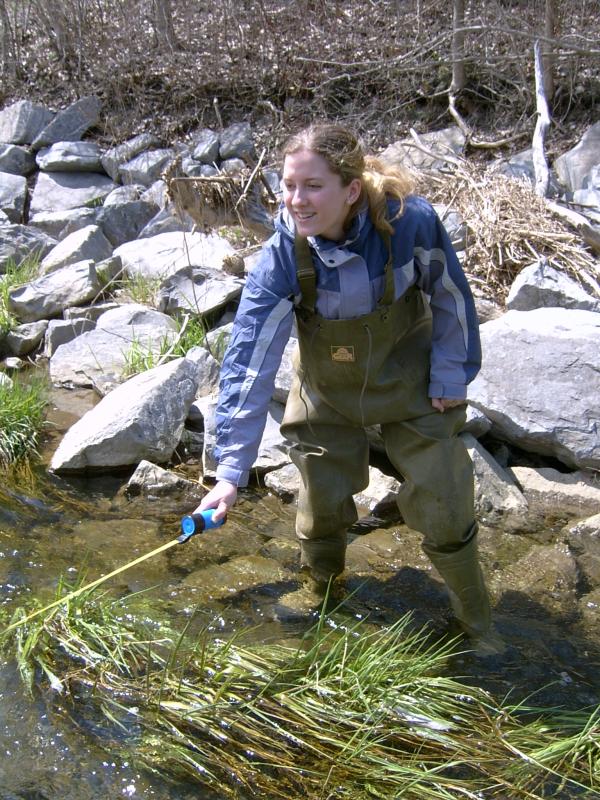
214, 195, 481, 487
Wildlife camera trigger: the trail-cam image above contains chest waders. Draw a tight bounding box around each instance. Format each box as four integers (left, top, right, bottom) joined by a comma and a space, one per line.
280, 235, 494, 642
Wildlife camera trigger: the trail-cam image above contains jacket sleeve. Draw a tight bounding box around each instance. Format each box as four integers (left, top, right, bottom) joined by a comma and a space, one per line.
214, 237, 296, 487
411, 198, 481, 399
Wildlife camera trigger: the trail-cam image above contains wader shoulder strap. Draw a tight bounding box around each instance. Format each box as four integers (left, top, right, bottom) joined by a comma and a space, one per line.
379, 230, 396, 307
294, 235, 317, 314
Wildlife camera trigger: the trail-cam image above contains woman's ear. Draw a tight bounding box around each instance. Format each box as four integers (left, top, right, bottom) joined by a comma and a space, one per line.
346, 178, 362, 205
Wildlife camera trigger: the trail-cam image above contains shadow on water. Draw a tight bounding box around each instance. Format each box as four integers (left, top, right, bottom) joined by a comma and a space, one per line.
1, 465, 599, 798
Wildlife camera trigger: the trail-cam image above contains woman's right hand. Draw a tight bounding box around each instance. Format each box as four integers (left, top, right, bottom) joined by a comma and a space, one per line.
194, 480, 237, 523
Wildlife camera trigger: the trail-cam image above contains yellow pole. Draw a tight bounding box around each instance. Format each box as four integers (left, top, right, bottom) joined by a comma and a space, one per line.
2, 536, 182, 636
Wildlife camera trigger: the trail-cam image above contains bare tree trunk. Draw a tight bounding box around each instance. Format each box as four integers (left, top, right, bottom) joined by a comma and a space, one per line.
532, 40, 551, 198
447, 0, 469, 139
543, 0, 558, 100
450, 0, 466, 95
0, 0, 17, 80
152, 0, 178, 52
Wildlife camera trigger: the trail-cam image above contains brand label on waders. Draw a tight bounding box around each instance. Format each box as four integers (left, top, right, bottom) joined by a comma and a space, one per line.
330, 345, 355, 362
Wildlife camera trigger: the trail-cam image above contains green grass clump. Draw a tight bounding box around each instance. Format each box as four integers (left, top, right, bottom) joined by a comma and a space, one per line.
2, 587, 599, 799
122, 315, 207, 377
0, 373, 48, 466
0, 255, 41, 335
117, 272, 163, 306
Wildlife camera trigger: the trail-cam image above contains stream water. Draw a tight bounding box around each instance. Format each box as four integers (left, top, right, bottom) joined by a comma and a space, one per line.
1, 389, 599, 799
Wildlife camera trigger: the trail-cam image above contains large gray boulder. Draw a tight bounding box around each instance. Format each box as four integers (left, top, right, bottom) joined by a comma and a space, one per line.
469, 308, 600, 469
101, 133, 161, 182
0, 100, 54, 145
0, 224, 56, 273
39, 224, 114, 274
113, 231, 234, 280
32, 96, 102, 150
0, 172, 27, 222
28, 208, 99, 240
506, 260, 600, 312
0, 144, 37, 176
157, 265, 244, 316
49, 356, 200, 472
30, 171, 117, 214
49, 303, 178, 390
8, 259, 104, 322
554, 122, 600, 193
36, 141, 103, 173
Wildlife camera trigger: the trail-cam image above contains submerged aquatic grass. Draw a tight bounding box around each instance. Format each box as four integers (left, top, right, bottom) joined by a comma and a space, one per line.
0, 373, 48, 466
2, 588, 599, 799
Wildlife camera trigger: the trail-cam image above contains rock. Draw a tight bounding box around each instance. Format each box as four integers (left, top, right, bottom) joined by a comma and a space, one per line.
49, 303, 178, 389
185, 345, 221, 397
461, 433, 528, 528
379, 127, 466, 171
40, 224, 113, 274
49, 356, 200, 472
506, 260, 600, 312
0, 224, 56, 273
179, 554, 290, 603
156, 265, 244, 316
4, 321, 48, 357
125, 460, 199, 497
0, 144, 37, 176
32, 95, 102, 150
36, 141, 104, 173
101, 133, 161, 182
0, 172, 27, 222
353, 466, 402, 516
469, 308, 600, 470
509, 542, 579, 612
8, 259, 104, 322
119, 148, 175, 186
95, 199, 159, 247
44, 317, 96, 357
0, 100, 54, 145
114, 231, 234, 280
28, 208, 99, 240
273, 338, 298, 403
191, 128, 220, 164
264, 462, 301, 501
554, 121, 600, 192
29, 171, 117, 215
218, 122, 255, 161
565, 513, 600, 590
510, 467, 600, 519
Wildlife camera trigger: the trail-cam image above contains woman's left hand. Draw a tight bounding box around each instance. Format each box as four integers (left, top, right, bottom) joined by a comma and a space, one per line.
431, 397, 466, 413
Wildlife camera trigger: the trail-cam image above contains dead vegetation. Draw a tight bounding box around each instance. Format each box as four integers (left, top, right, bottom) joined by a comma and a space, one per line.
421, 164, 600, 300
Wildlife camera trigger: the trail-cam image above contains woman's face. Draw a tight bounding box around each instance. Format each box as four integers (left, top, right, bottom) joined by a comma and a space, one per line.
282, 148, 361, 241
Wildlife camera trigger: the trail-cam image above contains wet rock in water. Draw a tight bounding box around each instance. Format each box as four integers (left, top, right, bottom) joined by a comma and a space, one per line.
504, 541, 579, 613
169, 526, 268, 573
178, 554, 293, 603
565, 512, 600, 590
125, 459, 200, 498
510, 467, 600, 519
462, 433, 528, 530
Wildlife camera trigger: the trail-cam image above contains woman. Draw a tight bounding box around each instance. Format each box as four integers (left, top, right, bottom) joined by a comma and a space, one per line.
194, 122, 502, 655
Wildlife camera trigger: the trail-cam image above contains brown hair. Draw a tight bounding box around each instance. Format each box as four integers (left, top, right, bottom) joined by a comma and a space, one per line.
281, 123, 415, 236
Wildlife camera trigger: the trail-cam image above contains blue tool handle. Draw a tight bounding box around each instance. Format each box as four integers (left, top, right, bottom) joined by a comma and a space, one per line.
178, 510, 226, 543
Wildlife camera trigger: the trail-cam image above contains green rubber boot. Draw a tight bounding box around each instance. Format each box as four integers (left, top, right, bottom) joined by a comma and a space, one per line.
424, 532, 505, 657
